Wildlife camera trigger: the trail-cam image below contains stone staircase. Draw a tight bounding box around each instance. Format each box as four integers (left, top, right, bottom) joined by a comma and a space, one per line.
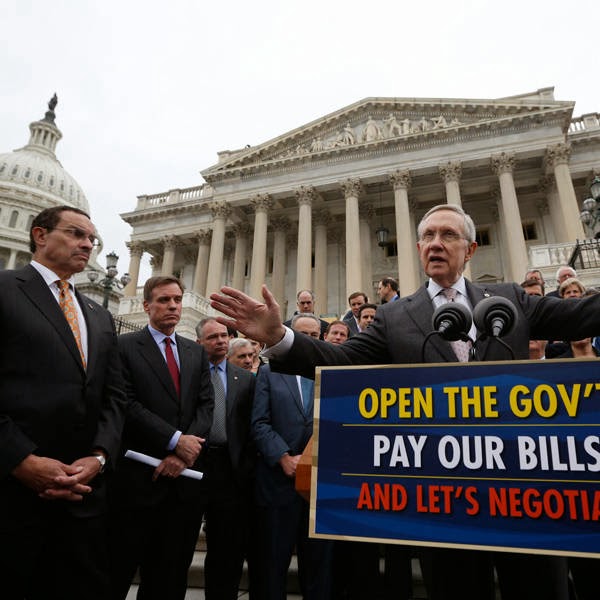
127, 531, 428, 599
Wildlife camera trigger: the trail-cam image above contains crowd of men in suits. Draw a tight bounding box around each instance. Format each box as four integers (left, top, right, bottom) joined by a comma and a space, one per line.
3, 203, 600, 600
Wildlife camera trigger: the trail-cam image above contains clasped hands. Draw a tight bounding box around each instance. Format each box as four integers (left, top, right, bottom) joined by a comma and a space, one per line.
12, 454, 104, 502
152, 434, 205, 481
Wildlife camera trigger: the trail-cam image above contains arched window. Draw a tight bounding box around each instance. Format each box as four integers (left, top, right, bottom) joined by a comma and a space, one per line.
26, 214, 34, 230
9, 210, 18, 228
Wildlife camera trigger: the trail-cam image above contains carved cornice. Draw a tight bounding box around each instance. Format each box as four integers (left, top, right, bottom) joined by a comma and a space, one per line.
250, 193, 273, 213
126, 240, 145, 257
270, 216, 291, 233
295, 185, 319, 206
314, 210, 331, 228
210, 201, 232, 219
491, 152, 516, 176
538, 174, 555, 193
201, 96, 574, 183
439, 161, 462, 183
389, 169, 412, 191
545, 142, 571, 168
359, 202, 375, 220
341, 178, 363, 199
161, 235, 178, 250
194, 229, 212, 245
232, 222, 251, 238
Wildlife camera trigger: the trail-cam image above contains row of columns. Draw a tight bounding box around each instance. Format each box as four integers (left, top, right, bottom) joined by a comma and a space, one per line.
123, 142, 585, 305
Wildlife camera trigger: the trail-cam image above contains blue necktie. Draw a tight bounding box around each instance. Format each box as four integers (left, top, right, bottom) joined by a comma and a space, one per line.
300, 377, 314, 413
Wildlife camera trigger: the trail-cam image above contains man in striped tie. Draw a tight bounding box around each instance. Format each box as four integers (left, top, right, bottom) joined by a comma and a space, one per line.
0, 205, 127, 599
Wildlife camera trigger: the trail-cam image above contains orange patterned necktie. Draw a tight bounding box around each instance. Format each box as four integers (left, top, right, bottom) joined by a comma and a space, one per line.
57, 279, 86, 369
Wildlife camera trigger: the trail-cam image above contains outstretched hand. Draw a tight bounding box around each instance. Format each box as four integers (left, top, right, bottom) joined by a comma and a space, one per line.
210, 285, 286, 347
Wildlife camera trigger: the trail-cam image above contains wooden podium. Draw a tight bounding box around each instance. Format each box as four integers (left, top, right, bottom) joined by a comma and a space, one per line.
295, 435, 313, 502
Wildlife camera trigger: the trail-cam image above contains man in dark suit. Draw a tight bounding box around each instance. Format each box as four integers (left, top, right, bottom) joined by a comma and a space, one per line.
342, 291, 368, 336
283, 289, 329, 339
252, 313, 333, 600
0, 205, 126, 600
209, 204, 600, 600
108, 276, 214, 600
196, 317, 257, 599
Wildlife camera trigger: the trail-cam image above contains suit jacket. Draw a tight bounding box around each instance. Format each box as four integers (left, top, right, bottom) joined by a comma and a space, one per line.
0, 265, 126, 522
271, 280, 600, 378
218, 361, 256, 489
109, 327, 214, 509
343, 312, 360, 336
252, 365, 312, 507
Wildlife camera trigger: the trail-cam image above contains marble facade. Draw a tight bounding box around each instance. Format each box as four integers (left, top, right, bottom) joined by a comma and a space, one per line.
120, 88, 600, 334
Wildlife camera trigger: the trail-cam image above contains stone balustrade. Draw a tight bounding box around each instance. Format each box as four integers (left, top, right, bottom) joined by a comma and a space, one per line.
135, 184, 212, 210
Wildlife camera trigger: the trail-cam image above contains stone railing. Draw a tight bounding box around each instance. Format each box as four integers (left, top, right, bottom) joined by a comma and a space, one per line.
568, 113, 600, 134
528, 241, 576, 270
135, 184, 214, 210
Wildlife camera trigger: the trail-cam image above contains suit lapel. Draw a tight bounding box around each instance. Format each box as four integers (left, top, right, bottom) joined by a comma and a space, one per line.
138, 328, 179, 403
18, 266, 86, 373
280, 373, 304, 415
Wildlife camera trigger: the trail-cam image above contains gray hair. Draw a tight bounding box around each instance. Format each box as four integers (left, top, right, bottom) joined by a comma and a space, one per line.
290, 312, 320, 329
195, 317, 218, 340
417, 204, 476, 244
555, 265, 577, 280
227, 337, 253, 357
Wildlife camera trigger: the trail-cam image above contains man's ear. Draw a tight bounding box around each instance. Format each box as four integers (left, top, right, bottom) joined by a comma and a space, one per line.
464, 241, 478, 262
31, 226, 48, 248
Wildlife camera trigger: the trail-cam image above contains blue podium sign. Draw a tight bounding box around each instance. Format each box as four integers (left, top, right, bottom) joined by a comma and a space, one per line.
311, 359, 600, 556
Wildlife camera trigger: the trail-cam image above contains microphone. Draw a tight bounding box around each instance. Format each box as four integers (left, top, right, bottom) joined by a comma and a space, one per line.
431, 302, 472, 341
473, 296, 517, 338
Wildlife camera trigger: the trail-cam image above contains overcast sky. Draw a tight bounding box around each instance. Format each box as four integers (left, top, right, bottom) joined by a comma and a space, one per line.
2, 0, 598, 281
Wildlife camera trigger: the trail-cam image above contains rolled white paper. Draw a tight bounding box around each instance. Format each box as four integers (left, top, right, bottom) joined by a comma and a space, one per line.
124, 449, 204, 480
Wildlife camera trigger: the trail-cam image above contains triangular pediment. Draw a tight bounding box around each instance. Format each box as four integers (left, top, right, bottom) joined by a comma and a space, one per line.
201, 87, 574, 181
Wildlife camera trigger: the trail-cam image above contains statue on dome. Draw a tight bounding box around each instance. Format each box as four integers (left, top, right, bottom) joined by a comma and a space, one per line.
48, 94, 58, 111
44, 93, 58, 123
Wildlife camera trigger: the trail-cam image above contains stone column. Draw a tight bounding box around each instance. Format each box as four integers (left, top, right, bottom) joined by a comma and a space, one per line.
295, 186, 317, 293
270, 217, 290, 306
160, 235, 177, 276
535, 178, 556, 244
205, 201, 231, 297
314, 210, 330, 315
491, 152, 528, 281
192, 229, 212, 296
439, 161, 471, 279
439, 161, 463, 206
359, 202, 374, 297
123, 241, 144, 296
545, 143, 585, 241
341, 178, 363, 299
249, 194, 273, 300
6, 248, 17, 270
389, 170, 419, 295
231, 223, 250, 291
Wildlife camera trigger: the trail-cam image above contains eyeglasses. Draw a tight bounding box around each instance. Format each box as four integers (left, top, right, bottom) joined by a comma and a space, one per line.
52, 227, 99, 247
419, 230, 465, 244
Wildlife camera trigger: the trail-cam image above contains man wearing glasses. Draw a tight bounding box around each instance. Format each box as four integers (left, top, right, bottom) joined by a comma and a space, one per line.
209, 204, 600, 600
0, 205, 126, 599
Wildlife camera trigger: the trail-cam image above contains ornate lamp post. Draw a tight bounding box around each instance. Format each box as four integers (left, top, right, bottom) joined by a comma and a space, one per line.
87, 251, 132, 309
579, 176, 600, 237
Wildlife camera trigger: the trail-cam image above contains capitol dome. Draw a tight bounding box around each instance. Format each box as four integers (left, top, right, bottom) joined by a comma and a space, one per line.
0, 95, 89, 212
0, 95, 95, 270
